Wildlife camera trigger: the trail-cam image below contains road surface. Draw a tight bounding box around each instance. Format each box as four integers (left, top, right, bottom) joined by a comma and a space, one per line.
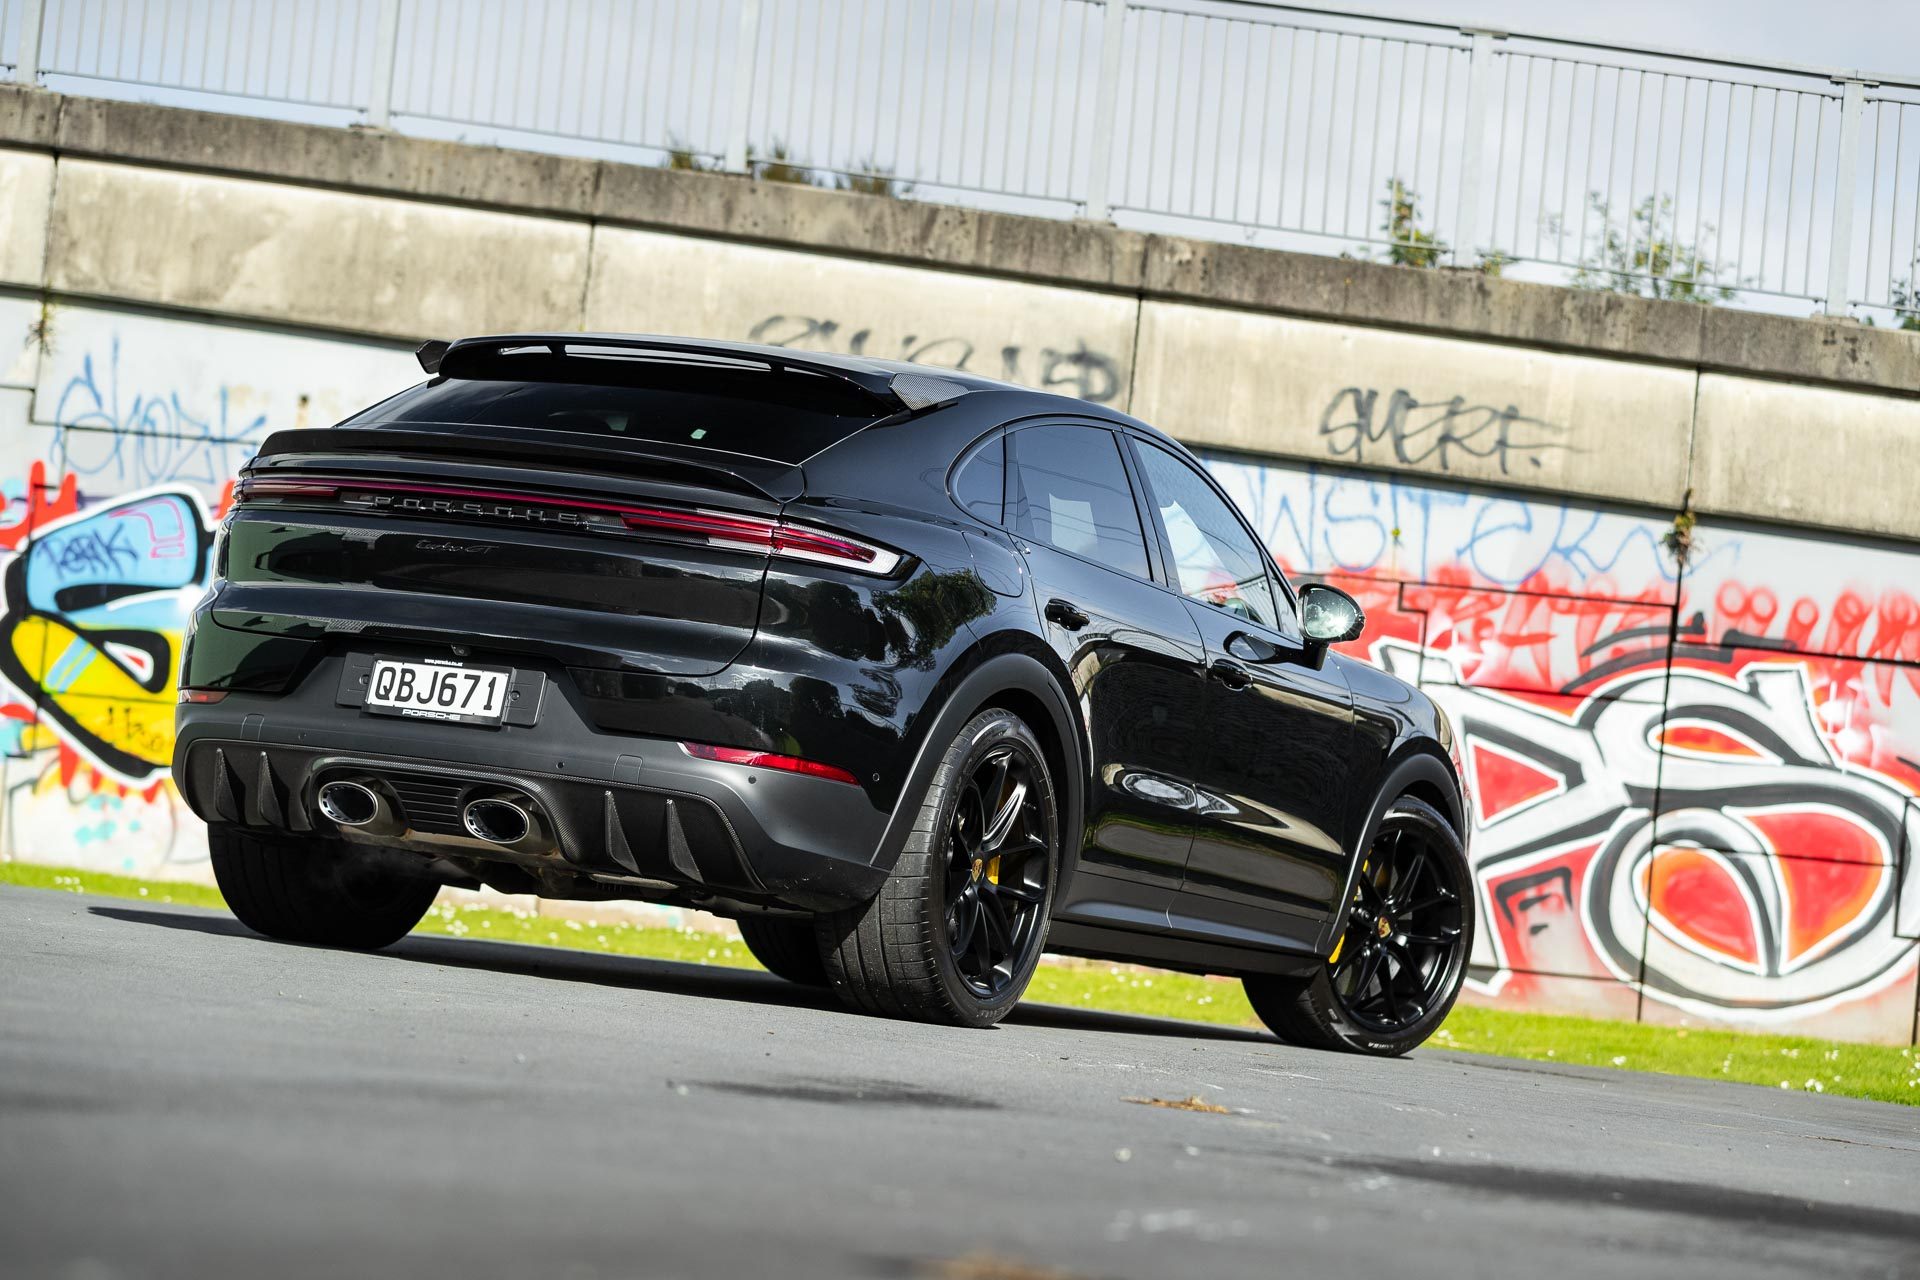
2, 886, 1916, 1279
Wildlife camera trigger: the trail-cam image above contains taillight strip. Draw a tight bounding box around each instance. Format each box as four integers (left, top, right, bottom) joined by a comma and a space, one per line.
233, 476, 901, 575
679, 741, 861, 786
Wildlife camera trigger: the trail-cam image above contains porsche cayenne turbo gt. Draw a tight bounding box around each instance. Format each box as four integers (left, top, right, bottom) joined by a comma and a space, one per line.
174, 334, 1474, 1055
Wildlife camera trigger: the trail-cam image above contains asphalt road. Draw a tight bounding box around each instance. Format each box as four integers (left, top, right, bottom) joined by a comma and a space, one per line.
3, 887, 1917, 1280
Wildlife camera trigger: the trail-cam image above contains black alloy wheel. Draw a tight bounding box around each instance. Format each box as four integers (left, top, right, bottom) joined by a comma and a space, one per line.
941, 743, 1052, 1001
1243, 795, 1474, 1056
817, 708, 1060, 1027
1326, 816, 1469, 1035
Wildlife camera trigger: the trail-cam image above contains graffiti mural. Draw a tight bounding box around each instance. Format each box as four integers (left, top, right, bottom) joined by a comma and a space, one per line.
1, 316, 415, 878
1, 479, 212, 780
1210, 455, 1920, 1041
0, 459, 218, 873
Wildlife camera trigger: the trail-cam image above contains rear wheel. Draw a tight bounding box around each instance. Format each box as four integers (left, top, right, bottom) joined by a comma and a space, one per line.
210, 828, 439, 951
1244, 795, 1473, 1056
737, 916, 829, 986
817, 708, 1058, 1028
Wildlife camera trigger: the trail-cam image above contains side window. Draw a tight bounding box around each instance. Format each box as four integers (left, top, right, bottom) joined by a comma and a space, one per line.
950, 432, 1005, 525
1008, 425, 1149, 580
1132, 439, 1281, 628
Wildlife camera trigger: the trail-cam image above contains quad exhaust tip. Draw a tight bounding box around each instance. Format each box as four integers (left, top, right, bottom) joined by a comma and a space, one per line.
317, 780, 382, 827
463, 797, 533, 846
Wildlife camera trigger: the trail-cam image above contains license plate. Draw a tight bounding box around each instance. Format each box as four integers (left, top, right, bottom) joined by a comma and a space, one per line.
365, 658, 511, 725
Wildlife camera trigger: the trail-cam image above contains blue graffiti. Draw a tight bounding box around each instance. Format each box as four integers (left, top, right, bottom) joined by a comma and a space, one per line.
51, 339, 270, 492
1204, 455, 1732, 590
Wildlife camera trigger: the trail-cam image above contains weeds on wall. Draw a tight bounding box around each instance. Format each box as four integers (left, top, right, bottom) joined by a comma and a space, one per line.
26, 291, 58, 356
1364, 178, 1509, 276
1551, 193, 1741, 303
1876, 274, 1920, 331
664, 138, 910, 198
1661, 491, 1698, 569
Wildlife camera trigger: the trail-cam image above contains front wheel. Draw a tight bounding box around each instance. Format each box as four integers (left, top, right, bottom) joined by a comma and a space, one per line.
817, 708, 1059, 1028
210, 828, 440, 951
1244, 795, 1473, 1056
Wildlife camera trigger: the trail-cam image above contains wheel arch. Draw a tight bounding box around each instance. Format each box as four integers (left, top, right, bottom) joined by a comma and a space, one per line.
869, 644, 1086, 902
1314, 745, 1466, 955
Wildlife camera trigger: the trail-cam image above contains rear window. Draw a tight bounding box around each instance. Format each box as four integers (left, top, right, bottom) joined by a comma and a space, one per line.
345, 355, 887, 466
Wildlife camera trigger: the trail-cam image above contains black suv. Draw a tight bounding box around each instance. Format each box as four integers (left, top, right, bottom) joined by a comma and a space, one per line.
175, 334, 1473, 1055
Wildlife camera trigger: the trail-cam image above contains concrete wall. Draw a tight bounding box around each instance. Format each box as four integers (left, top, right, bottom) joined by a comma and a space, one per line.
1, 88, 1917, 1042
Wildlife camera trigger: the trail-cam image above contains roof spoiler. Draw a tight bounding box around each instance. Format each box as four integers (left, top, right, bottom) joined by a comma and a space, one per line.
417, 333, 972, 414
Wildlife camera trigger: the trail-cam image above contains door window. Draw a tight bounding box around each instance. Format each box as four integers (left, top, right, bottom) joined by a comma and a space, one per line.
1133, 440, 1282, 628
1008, 425, 1149, 580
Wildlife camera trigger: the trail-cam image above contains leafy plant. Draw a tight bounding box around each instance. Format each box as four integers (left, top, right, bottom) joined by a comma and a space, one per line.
834, 156, 912, 199
1886, 274, 1920, 331
1662, 500, 1697, 569
661, 137, 912, 201
1551, 193, 1739, 303
748, 139, 815, 186
664, 139, 718, 172
1374, 178, 1509, 275
1380, 178, 1448, 268
25, 289, 58, 356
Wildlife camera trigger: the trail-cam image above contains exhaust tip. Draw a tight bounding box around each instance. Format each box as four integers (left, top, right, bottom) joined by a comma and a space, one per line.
463, 797, 532, 846
317, 780, 382, 827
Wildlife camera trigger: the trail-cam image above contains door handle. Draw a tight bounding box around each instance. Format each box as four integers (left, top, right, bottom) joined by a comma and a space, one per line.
1044, 598, 1090, 631
1209, 659, 1252, 690
1225, 629, 1285, 664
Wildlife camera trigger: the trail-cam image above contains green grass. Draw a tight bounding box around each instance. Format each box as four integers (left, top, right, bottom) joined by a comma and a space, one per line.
7, 860, 1917, 1105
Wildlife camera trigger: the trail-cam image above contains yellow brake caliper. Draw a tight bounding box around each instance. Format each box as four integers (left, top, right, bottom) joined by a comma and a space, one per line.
1330, 857, 1373, 965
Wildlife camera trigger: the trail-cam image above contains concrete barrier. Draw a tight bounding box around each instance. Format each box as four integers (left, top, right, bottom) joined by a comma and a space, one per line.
584, 228, 1140, 406
1130, 301, 1698, 507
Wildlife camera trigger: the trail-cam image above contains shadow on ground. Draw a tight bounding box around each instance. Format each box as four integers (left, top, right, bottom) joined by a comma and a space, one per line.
88, 902, 1270, 1043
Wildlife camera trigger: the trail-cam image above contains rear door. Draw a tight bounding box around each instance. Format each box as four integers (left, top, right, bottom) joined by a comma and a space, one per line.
1003, 422, 1208, 930
1125, 435, 1355, 951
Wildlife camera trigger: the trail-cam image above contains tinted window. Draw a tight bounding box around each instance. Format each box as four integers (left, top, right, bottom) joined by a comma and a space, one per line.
951, 433, 1005, 524
1133, 440, 1280, 627
347, 360, 883, 466
1009, 426, 1148, 580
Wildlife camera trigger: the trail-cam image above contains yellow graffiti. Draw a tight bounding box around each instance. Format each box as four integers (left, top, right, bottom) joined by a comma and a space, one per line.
8, 607, 183, 776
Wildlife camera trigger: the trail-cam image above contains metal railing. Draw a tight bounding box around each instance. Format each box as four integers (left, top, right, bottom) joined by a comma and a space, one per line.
7, 0, 1918, 318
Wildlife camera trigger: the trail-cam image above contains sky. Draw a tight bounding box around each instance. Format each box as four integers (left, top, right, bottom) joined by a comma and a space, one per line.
1334, 0, 1920, 80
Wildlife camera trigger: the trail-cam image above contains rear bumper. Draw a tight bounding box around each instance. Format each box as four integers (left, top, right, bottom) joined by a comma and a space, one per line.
173, 656, 891, 911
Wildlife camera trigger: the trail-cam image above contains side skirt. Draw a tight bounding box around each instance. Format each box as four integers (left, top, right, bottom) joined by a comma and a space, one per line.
1046, 919, 1322, 980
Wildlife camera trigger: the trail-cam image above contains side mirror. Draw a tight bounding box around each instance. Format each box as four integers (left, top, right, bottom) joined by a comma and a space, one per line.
1300, 583, 1366, 645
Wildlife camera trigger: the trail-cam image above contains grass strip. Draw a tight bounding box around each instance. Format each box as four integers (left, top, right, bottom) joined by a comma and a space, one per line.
7, 860, 1915, 1105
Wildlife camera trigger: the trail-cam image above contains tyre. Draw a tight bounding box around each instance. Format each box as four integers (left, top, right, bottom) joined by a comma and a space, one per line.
1244, 795, 1473, 1057
210, 827, 439, 950
737, 915, 830, 986
817, 708, 1059, 1028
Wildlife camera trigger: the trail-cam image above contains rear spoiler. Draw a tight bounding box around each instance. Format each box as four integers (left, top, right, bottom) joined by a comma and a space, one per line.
248, 424, 807, 503
415, 334, 972, 412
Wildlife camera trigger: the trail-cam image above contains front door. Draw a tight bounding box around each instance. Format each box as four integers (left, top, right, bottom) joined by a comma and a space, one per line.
1004, 422, 1209, 931
1125, 436, 1355, 951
